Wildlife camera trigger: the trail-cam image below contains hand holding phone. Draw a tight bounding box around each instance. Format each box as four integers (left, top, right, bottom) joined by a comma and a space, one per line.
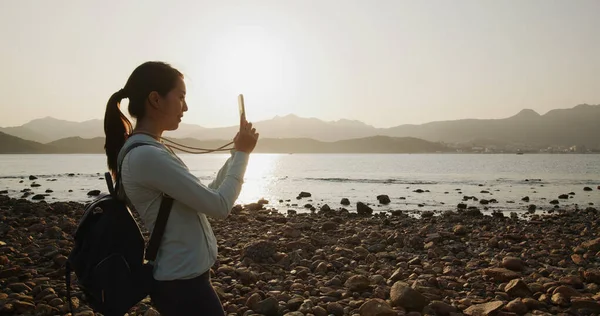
234, 94, 259, 153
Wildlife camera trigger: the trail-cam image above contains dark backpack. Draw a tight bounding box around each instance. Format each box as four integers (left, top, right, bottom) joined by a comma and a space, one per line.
65, 142, 173, 316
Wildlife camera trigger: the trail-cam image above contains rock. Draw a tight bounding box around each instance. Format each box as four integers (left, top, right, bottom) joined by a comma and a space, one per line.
13, 301, 36, 314
297, 191, 311, 198
521, 196, 530, 202
322, 221, 337, 231
287, 297, 304, 311
298, 300, 314, 313
583, 187, 593, 191
570, 299, 600, 313
341, 198, 350, 205
327, 302, 344, 316
35, 303, 58, 315
457, 203, 467, 209
505, 298, 528, 314
551, 292, 569, 306
313, 306, 328, 316
345, 275, 371, 292
87, 190, 101, 196
283, 226, 301, 238
241, 240, 278, 263
453, 224, 467, 235
482, 268, 520, 282
558, 194, 569, 199
8, 283, 32, 293
528, 204, 536, 213
426, 301, 457, 316
549, 199, 559, 205
463, 301, 504, 315
502, 257, 524, 271
256, 297, 279, 316
357, 202, 373, 216
45, 226, 63, 239
505, 279, 532, 298
571, 254, 584, 265
358, 299, 396, 316
29, 175, 37, 180
580, 238, 600, 252
389, 281, 430, 311
319, 204, 332, 213
583, 269, 600, 284
552, 285, 582, 299
246, 292, 262, 310
376, 195, 391, 205
31, 194, 46, 200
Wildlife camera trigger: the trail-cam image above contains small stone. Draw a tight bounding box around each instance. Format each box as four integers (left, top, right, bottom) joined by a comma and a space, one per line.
505, 298, 528, 314
505, 279, 532, 298
376, 195, 391, 205
358, 299, 396, 316
463, 301, 504, 315
345, 275, 371, 292
482, 268, 520, 282
427, 300, 457, 315
326, 302, 344, 316
453, 225, 467, 235
389, 281, 430, 311
8, 283, 32, 293
583, 269, 600, 284
580, 238, 600, 252
341, 198, 350, 205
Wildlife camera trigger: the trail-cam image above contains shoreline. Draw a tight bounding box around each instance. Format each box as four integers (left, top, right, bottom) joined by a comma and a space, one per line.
0, 195, 599, 315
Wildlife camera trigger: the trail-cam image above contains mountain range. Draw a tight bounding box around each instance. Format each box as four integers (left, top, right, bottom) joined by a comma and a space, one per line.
0, 132, 450, 154
1, 104, 599, 149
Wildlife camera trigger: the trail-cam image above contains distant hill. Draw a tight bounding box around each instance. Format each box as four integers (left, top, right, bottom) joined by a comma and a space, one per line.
0, 134, 450, 154
1, 104, 599, 148
386, 104, 600, 148
0, 132, 55, 154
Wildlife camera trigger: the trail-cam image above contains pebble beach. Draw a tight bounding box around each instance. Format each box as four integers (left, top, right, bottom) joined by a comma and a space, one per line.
0, 187, 600, 316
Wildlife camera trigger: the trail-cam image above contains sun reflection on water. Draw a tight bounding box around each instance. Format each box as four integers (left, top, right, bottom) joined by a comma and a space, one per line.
236, 154, 282, 205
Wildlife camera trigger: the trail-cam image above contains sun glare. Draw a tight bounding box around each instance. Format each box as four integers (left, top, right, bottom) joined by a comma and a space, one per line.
235, 153, 281, 205
204, 26, 289, 101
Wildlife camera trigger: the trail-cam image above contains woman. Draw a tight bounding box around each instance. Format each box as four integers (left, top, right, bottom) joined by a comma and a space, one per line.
103, 61, 259, 315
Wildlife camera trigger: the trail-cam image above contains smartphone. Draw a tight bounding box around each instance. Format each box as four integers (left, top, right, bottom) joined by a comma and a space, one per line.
238, 94, 246, 119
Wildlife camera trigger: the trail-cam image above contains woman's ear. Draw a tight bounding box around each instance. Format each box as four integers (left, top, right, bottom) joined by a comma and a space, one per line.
148, 91, 161, 109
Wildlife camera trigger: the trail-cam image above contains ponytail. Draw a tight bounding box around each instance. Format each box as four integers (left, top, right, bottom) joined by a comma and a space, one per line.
104, 89, 132, 179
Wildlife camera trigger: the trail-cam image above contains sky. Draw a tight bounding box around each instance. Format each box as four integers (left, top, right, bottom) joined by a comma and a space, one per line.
1, 0, 599, 128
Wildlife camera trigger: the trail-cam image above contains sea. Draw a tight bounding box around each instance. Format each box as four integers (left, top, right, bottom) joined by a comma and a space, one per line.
0, 153, 599, 217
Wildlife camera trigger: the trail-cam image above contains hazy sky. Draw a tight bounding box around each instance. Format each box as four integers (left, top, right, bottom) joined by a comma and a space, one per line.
1, 0, 599, 128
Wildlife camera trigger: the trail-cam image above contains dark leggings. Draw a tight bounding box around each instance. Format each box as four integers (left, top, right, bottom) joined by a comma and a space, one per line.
150, 271, 225, 316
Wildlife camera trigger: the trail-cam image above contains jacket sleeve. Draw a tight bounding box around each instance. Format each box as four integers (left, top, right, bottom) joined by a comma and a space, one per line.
127, 145, 249, 219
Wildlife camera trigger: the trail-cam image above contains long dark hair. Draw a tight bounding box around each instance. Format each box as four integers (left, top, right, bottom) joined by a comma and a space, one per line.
104, 61, 183, 178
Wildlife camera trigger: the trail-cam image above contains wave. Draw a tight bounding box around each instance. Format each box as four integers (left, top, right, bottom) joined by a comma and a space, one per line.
303, 177, 438, 185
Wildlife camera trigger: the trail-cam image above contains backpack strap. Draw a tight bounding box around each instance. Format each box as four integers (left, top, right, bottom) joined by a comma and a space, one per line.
145, 196, 173, 261
116, 141, 174, 263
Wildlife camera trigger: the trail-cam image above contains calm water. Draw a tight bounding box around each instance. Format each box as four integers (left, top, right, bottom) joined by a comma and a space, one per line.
0, 154, 598, 216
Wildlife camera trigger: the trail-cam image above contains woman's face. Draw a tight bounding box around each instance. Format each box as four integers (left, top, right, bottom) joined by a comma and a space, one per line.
158, 77, 188, 131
